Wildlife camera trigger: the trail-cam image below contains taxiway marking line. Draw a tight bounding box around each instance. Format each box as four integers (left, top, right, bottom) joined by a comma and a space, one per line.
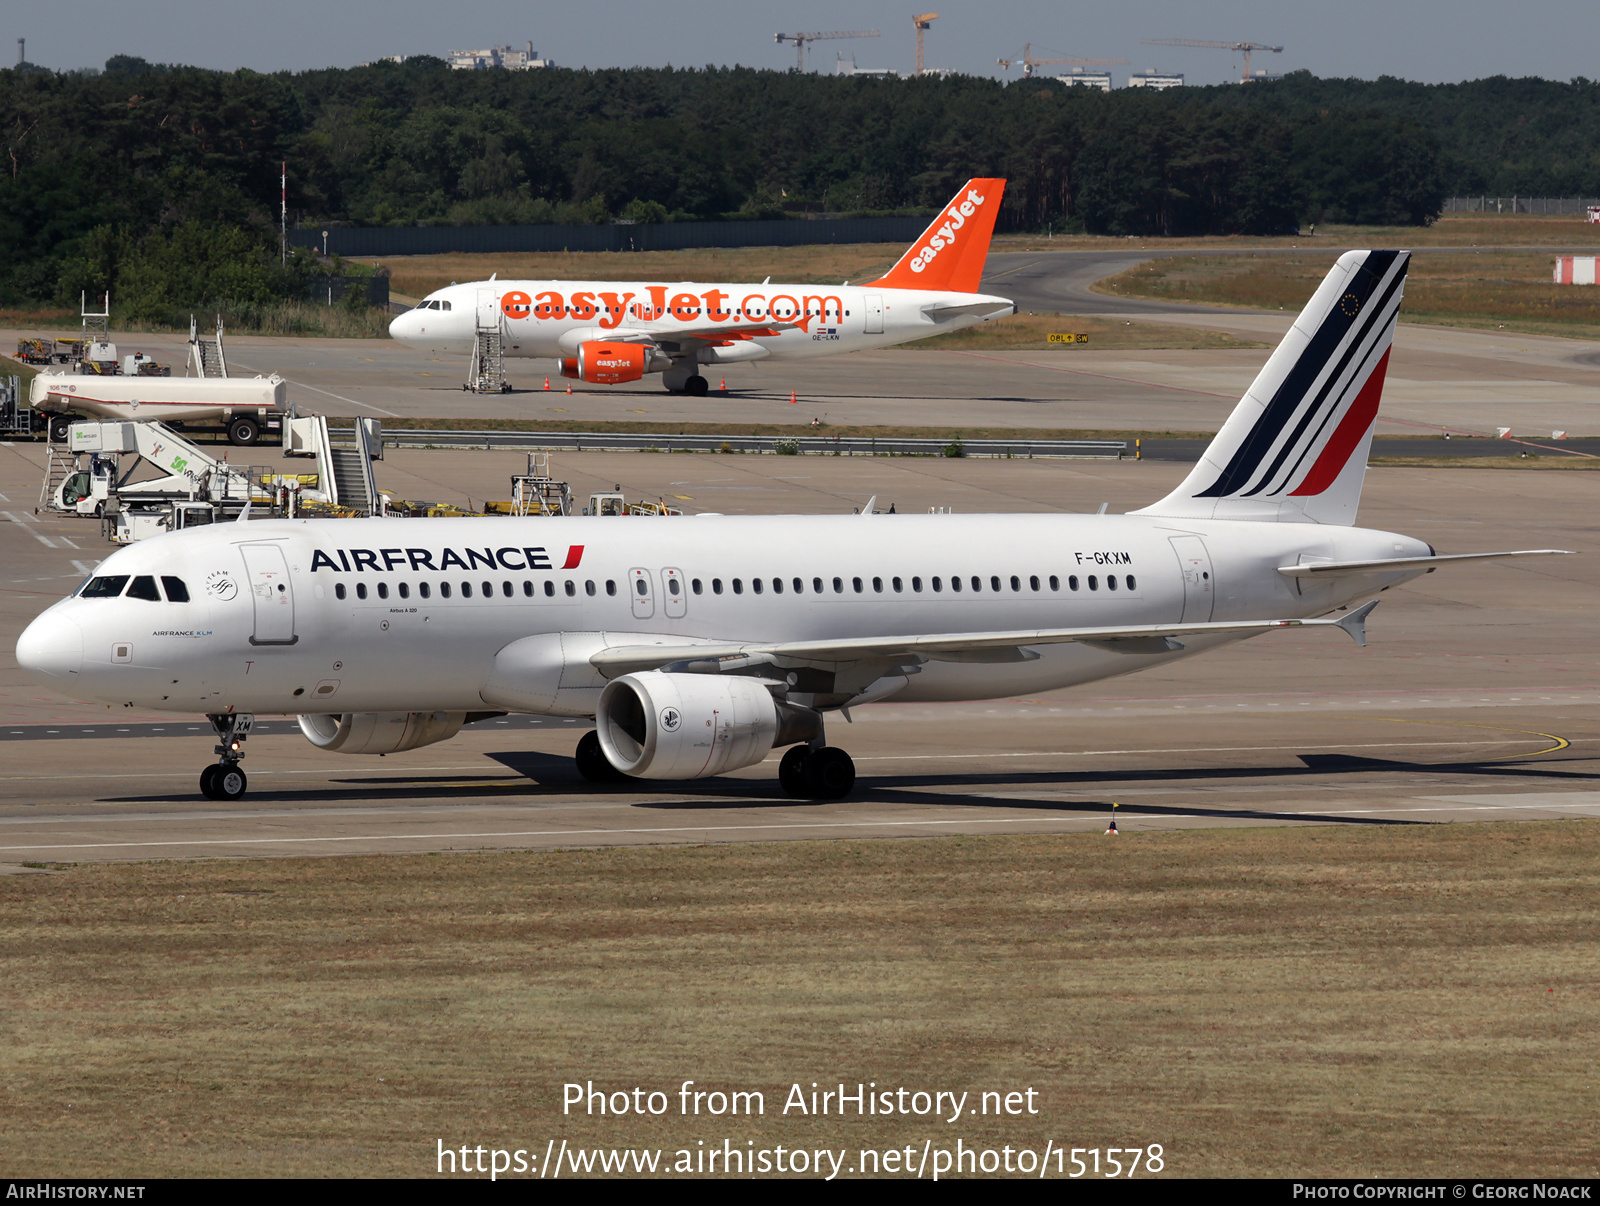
8, 798, 1600, 853
3, 512, 56, 548
276, 378, 399, 417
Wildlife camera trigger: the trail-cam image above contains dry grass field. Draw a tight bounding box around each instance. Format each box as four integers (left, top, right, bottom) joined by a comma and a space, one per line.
3, 822, 1597, 1178
1101, 251, 1600, 340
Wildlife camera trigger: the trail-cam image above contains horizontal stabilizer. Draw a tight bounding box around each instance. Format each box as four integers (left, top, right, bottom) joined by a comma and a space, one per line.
1278, 549, 1574, 577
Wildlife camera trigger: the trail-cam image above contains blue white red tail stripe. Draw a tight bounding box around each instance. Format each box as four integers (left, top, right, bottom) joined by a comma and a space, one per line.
1136, 249, 1410, 527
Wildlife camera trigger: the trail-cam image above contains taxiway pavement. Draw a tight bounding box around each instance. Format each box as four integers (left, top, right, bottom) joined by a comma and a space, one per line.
1, 438, 1594, 865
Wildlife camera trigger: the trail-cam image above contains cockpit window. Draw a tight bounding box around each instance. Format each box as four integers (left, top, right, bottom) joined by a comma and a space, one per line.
80, 575, 129, 598
420, 299, 452, 311
126, 576, 161, 601
161, 576, 190, 602
440, 300, 452, 311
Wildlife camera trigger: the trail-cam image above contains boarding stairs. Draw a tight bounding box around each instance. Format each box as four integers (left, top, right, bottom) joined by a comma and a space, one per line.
38, 443, 77, 511
188, 314, 229, 378
467, 288, 510, 393
284, 414, 383, 515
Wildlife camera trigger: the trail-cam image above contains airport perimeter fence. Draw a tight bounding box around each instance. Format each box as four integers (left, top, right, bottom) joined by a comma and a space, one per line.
1443, 197, 1600, 215
288, 216, 931, 259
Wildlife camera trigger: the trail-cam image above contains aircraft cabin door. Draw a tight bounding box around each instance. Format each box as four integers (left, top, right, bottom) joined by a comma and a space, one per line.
863, 294, 884, 335
629, 568, 655, 619
661, 567, 687, 618
240, 543, 297, 645
1169, 535, 1214, 624
476, 288, 502, 333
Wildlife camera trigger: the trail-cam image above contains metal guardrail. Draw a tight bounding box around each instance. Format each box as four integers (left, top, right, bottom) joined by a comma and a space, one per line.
381, 429, 1128, 459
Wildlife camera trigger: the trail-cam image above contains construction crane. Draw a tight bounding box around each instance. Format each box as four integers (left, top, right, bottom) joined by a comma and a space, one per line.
912, 13, 938, 76
997, 43, 1128, 79
774, 29, 879, 72
1141, 38, 1283, 84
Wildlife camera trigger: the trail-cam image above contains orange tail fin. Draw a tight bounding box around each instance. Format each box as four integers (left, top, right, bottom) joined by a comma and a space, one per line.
865, 178, 1005, 293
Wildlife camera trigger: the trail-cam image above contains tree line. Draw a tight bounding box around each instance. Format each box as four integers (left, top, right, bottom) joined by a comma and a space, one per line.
2, 58, 1593, 311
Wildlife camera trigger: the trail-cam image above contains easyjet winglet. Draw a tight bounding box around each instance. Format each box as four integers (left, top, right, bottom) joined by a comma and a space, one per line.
864, 178, 1006, 294
389, 177, 1015, 396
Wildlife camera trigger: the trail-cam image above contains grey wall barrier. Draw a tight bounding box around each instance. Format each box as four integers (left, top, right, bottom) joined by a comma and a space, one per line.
288, 216, 931, 258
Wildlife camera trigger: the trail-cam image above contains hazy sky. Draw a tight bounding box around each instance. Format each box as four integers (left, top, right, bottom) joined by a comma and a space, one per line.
12, 1, 1596, 86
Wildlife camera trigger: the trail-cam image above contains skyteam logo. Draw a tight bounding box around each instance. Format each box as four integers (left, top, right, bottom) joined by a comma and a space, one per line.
909, 187, 987, 274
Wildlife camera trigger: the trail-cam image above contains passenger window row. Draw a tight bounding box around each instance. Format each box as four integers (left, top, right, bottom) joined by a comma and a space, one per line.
328, 572, 1140, 603
688, 573, 1137, 596
334, 578, 616, 602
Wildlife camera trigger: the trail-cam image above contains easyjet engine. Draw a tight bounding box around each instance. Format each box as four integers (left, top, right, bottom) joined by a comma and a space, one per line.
596, 672, 822, 779
297, 711, 467, 755
566, 340, 649, 384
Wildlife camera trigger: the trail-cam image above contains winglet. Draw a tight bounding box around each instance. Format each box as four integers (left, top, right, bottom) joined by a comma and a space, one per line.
1335, 600, 1380, 647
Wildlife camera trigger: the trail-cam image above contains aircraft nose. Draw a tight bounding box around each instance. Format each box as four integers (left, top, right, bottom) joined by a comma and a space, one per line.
388, 309, 416, 341
16, 611, 84, 686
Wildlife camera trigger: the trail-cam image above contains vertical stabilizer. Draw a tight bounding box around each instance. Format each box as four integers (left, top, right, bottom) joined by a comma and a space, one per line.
1134, 249, 1409, 526
864, 178, 1006, 294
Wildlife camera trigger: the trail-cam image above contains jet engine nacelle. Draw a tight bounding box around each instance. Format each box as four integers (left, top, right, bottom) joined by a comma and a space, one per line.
297, 711, 467, 755
576, 340, 648, 384
597, 671, 822, 780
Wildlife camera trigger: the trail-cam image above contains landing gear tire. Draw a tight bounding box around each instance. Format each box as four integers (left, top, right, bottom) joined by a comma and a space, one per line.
200, 765, 220, 799
215, 766, 248, 800
685, 374, 709, 397
779, 745, 810, 797
576, 730, 627, 783
227, 417, 260, 446
803, 747, 856, 799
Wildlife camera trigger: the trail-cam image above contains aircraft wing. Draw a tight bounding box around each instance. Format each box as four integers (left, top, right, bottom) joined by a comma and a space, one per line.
590, 602, 1380, 678
588, 320, 801, 348
1277, 549, 1573, 577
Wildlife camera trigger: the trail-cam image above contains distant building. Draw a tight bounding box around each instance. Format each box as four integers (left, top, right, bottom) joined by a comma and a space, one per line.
1242, 70, 1283, 83
1051, 69, 1112, 92
1127, 70, 1183, 90
834, 54, 899, 78
447, 42, 552, 71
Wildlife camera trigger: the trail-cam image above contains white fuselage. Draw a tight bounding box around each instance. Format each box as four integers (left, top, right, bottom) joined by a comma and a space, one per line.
18, 513, 1430, 718
387, 280, 1014, 363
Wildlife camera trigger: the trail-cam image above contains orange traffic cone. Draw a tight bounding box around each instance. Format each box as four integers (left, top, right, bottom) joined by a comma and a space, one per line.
566, 382, 572, 394
720, 377, 727, 392
789, 390, 797, 404
543, 376, 550, 390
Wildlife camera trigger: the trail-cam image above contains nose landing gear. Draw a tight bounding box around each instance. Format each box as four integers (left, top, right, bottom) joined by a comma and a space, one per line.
201, 713, 254, 800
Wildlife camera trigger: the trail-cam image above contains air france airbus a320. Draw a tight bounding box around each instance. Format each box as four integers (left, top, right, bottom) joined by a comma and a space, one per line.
387, 178, 1015, 395
17, 251, 1569, 802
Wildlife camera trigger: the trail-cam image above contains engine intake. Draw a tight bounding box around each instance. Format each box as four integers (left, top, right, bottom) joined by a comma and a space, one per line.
576, 340, 647, 384
597, 671, 821, 779
297, 711, 467, 755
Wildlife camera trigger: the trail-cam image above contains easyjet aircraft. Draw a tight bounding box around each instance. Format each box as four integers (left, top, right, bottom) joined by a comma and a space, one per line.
18, 251, 1569, 802
387, 179, 1015, 394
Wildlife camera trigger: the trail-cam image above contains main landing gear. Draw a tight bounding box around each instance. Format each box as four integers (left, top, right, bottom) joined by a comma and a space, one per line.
779, 743, 856, 800
662, 360, 710, 396
575, 729, 628, 782
201, 713, 254, 800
